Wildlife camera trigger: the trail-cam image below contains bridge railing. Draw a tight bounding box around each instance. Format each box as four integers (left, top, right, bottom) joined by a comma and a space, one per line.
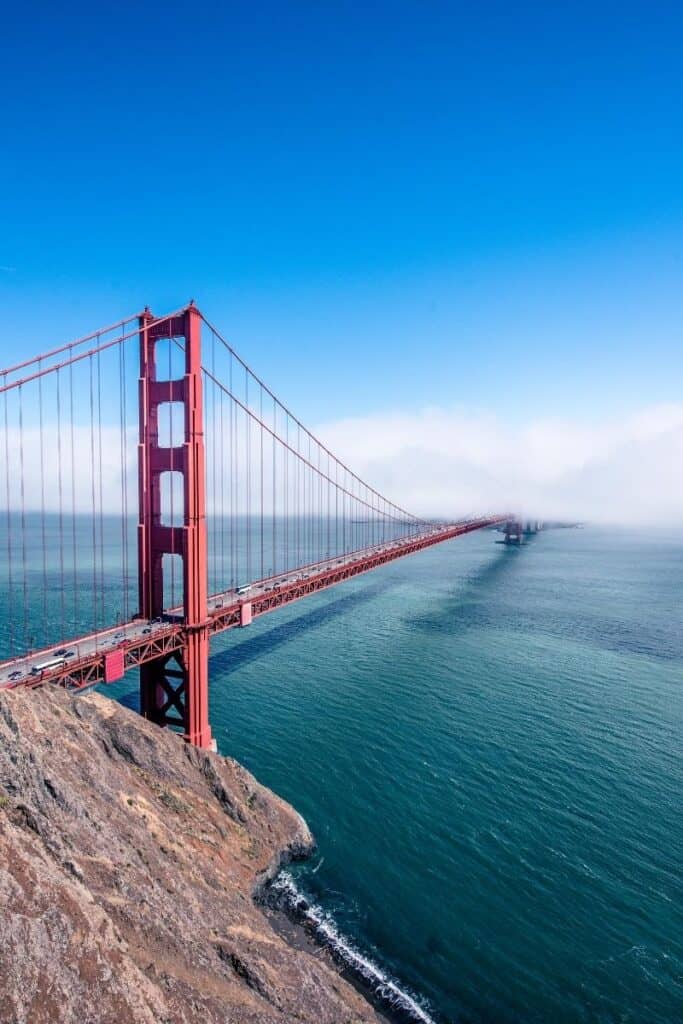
0, 302, 470, 665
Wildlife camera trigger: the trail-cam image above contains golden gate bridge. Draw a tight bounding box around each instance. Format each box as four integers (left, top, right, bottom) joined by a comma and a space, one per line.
0, 303, 522, 749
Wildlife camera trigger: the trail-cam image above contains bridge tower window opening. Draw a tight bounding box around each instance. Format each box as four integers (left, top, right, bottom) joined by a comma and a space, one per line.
157, 401, 185, 450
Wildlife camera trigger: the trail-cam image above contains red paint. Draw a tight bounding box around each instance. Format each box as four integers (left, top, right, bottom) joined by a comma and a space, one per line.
137, 305, 213, 749
104, 649, 124, 683
0, 303, 515, 753
2, 518, 509, 695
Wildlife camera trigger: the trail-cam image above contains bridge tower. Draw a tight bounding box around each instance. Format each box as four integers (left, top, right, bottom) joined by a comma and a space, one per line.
137, 304, 214, 749
504, 519, 524, 544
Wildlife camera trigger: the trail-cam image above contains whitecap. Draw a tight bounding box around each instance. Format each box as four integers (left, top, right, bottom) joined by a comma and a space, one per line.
270, 871, 438, 1024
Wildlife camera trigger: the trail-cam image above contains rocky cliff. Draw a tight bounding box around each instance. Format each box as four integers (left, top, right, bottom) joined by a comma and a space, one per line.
0, 686, 381, 1024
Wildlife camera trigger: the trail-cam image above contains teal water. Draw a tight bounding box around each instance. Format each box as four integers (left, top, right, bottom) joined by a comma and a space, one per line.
204, 526, 682, 1023
3, 525, 682, 1021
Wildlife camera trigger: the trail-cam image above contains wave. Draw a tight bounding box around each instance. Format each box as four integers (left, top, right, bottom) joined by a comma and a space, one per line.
268, 871, 438, 1024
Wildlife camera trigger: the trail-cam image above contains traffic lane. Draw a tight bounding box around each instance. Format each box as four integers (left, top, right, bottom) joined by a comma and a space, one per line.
2, 528, 464, 683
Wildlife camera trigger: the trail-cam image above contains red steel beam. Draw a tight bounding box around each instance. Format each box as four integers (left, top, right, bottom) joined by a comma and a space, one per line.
137, 305, 213, 748
0, 517, 507, 693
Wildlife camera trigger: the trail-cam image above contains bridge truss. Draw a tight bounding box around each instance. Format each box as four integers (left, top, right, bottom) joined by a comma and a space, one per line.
0, 303, 507, 747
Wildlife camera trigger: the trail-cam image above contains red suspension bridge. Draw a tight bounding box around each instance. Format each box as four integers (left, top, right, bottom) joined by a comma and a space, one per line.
0, 303, 519, 749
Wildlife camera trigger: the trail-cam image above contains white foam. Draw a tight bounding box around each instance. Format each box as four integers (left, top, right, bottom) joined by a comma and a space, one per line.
271, 871, 437, 1024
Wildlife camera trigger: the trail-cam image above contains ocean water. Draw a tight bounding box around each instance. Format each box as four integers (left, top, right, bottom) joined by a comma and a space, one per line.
205, 526, 682, 1023
3, 524, 682, 1022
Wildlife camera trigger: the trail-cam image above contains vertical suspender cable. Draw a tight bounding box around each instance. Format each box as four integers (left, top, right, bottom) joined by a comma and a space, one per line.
272, 395, 276, 578
364, 485, 368, 550
3, 376, 13, 655
239, 364, 243, 586
38, 360, 48, 637
18, 385, 28, 652
211, 333, 217, 595
344, 468, 348, 556
318, 443, 322, 563
69, 355, 78, 633
230, 355, 235, 589
248, 368, 253, 581
260, 385, 264, 581
220, 359, 225, 591
236, 371, 241, 586
56, 368, 65, 643
296, 424, 301, 567
88, 356, 98, 642
118, 338, 126, 625
96, 346, 106, 629
284, 415, 289, 572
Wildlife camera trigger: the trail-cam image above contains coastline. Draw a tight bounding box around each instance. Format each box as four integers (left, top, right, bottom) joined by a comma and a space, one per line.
0, 682, 438, 1023
0, 686, 387, 1024
258, 870, 439, 1024
260, 901, 398, 1024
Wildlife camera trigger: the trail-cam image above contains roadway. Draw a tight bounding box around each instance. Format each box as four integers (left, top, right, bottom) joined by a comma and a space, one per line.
0, 518, 506, 690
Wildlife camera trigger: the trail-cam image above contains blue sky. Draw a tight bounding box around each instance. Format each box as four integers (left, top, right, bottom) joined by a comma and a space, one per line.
1, 1, 682, 431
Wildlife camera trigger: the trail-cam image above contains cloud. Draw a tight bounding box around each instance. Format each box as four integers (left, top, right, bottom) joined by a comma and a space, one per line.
2, 404, 680, 526
314, 403, 683, 525
1, 425, 137, 515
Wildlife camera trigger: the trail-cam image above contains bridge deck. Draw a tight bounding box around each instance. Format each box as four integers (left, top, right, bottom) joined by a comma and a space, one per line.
1, 517, 506, 692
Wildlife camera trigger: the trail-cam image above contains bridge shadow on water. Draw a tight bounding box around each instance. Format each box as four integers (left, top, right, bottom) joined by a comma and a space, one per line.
116, 579, 394, 710
118, 546, 521, 709
211, 542, 525, 676
410, 543, 523, 637
208, 578, 394, 678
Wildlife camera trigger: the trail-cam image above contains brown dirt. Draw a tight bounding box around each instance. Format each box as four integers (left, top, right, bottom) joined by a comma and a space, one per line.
0, 686, 381, 1024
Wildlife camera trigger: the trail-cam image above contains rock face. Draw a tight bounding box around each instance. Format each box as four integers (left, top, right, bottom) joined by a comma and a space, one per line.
0, 687, 380, 1024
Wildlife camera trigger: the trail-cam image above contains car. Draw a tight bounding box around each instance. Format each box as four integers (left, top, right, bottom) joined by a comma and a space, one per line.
142, 626, 152, 634
151, 616, 163, 624
214, 600, 223, 608
54, 648, 68, 656
114, 632, 124, 640
64, 651, 76, 659
8, 671, 22, 681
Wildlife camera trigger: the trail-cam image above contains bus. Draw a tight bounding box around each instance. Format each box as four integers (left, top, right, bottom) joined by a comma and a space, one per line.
31, 656, 66, 676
